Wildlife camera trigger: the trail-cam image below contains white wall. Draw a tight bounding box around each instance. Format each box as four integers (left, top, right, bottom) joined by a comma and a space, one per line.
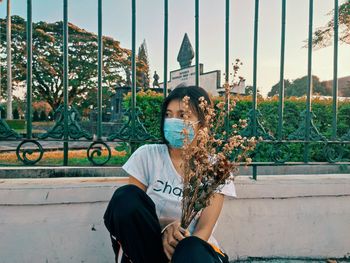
0, 174, 349, 262
219, 174, 350, 260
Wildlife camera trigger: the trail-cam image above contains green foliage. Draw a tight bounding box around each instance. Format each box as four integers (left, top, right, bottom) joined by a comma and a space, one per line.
33, 110, 40, 121
0, 107, 5, 118
40, 111, 47, 121
123, 90, 164, 138
243, 85, 261, 96
13, 108, 20, 119
6, 119, 25, 130
268, 79, 292, 97
48, 111, 54, 121
268, 76, 330, 97
0, 99, 25, 119
0, 16, 148, 113
338, 103, 350, 135
123, 92, 350, 162
311, 0, 350, 48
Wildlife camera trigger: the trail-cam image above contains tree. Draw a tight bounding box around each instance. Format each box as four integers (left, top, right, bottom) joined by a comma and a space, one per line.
0, 106, 5, 118
290, 75, 329, 96
245, 85, 261, 96
137, 39, 150, 88
311, 0, 350, 48
39, 110, 47, 121
268, 76, 330, 97
13, 107, 19, 119
267, 79, 292, 97
48, 111, 54, 121
33, 101, 52, 120
0, 16, 147, 112
32, 110, 39, 121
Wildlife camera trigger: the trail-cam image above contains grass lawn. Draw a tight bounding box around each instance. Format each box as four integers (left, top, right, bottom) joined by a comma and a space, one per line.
0, 148, 129, 166
13, 129, 47, 135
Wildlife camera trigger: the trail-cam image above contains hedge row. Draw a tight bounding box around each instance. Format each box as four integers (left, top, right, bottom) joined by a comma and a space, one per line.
123, 91, 350, 162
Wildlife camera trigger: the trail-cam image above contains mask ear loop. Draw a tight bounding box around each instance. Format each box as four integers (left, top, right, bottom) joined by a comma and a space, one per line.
189, 120, 200, 126
189, 120, 201, 141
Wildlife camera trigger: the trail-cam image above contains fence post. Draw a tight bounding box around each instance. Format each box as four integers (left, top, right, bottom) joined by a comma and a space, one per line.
332, 0, 339, 140
252, 0, 260, 180
163, 0, 168, 98
304, 0, 314, 163
278, 0, 286, 141
26, 0, 32, 139
97, 0, 103, 140
195, 0, 199, 87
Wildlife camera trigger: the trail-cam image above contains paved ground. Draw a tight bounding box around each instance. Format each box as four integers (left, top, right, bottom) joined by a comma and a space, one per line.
231, 259, 350, 263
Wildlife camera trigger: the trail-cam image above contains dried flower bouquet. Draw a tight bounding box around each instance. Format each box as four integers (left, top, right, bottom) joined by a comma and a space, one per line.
180, 60, 258, 229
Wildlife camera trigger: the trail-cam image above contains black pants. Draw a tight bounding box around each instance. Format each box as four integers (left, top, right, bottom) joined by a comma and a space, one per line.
104, 184, 229, 263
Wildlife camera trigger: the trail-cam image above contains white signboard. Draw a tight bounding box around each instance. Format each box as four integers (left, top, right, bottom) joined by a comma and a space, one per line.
217, 80, 246, 95
232, 80, 246, 94
160, 64, 221, 96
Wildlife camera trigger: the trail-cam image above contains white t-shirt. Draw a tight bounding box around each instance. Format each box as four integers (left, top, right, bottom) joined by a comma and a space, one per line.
122, 144, 236, 248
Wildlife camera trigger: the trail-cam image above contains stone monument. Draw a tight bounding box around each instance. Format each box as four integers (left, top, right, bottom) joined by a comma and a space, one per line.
110, 86, 131, 122
177, 33, 194, 69
153, 71, 160, 88
160, 33, 221, 96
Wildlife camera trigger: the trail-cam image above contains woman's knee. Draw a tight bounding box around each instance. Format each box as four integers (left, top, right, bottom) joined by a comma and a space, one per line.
105, 185, 144, 222
113, 184, 143, 207
174, 236, 208, 256
112, 184, 143, 202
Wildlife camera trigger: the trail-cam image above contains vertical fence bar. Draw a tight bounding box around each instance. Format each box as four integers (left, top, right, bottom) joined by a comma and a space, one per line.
26, 0, 32, 139
224, 0, 230, 135
63, 0, 69, 166
252, 0, 259, 135
195, 0, 199, 87
131, 0, 136, 139
304, 0, 313, 162
6, 0, 12, 120
332, 0, 339, 140
97, 0, 102, 140
278, 0, 286, 141
0, 20, 1, 102
252, 0, 259, 180
163, 0, 168, 98
225, 0, 229, 84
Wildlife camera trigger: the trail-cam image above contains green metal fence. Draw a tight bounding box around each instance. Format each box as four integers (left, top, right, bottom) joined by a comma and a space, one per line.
0, 0, 349, 179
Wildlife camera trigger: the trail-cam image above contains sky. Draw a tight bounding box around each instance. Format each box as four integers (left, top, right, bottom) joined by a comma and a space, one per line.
1, 0, 349, 97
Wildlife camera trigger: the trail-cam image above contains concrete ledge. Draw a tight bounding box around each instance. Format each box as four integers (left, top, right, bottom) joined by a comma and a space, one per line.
234, 174, 350, 199
0, 175, 350, 262
1, 174, 350, 204
0, 164, 348, 178
0, 177, 128, 205
0, 166, 129, 178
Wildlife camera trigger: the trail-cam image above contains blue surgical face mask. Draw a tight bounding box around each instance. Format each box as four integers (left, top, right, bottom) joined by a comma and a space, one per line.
163, 118, 199, 148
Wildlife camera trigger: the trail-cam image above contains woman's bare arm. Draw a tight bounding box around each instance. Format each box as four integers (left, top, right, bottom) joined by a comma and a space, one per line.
191, 193, 224, 241
128, 175, 147, 191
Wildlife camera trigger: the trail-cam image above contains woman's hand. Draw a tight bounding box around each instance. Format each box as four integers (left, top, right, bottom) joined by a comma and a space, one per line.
162, 220, 190, 260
